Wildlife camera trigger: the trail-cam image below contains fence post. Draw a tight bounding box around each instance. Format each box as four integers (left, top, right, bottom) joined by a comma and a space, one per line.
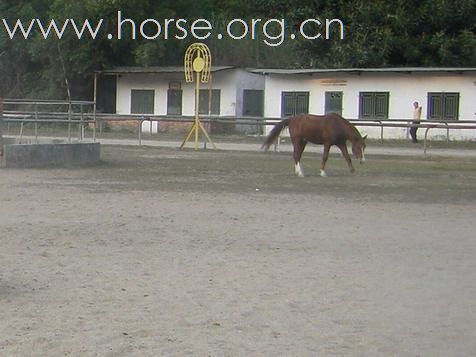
34, 101, 38, 143
68, 100, 72, 143
138, 118, 143, 145
378, 120, 384, 143
93, 73, 97, 142
19, 122, 24, 142
0, 98, 4, 155
78, 103, 84, 141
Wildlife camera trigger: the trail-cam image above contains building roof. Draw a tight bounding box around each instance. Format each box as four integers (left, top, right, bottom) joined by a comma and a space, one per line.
98, 66, 235, 75
97, 66, 476, 77
247, 67, 476, 75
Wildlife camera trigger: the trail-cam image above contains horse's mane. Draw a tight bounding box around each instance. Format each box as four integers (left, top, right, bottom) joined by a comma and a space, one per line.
339, 115, 362, 142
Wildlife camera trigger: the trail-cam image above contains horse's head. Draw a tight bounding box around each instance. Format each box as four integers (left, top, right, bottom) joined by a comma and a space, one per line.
352, 135, 367, 163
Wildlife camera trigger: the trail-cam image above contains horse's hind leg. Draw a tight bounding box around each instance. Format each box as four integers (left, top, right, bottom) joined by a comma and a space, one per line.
320, 144, 331, 177
292, 138, 307, 177
338, 144, 355, 174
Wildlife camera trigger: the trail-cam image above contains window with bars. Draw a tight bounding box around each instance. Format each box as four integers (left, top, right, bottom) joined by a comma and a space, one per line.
281, 92, 310, 117
199, 89, 220, 115
359, 92, 389, 119
131, 90, 155, 114
427, 92, 459, 120
167, 89, 182, 115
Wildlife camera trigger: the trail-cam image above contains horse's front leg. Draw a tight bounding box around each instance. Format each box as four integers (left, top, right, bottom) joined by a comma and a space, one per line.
320, 144, 331, 177
338, 144, 355, 174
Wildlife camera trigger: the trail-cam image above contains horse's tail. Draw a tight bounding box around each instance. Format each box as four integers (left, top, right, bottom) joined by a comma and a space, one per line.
261, 117, 292, 151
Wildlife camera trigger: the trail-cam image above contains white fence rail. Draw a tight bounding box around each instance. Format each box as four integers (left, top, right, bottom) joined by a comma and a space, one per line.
1, 99, 476, 155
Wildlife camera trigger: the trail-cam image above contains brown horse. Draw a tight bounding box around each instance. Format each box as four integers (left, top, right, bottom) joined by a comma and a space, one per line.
262, 113, 367, 177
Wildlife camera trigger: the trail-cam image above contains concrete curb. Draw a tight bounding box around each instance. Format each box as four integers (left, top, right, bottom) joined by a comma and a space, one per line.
2, 142, 101, 168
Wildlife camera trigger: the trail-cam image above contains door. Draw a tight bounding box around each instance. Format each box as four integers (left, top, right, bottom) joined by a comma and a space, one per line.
243, 89, 264, 117
325, 91, 342, 115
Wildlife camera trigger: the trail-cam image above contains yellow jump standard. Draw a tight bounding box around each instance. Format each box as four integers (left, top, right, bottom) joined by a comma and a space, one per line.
180, 43, 216, 150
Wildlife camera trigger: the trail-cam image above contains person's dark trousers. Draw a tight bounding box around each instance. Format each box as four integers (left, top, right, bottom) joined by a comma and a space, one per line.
410, 122, 419, 143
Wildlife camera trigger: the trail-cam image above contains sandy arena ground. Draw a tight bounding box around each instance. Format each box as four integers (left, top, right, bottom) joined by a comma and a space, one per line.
1, 145, 475, 356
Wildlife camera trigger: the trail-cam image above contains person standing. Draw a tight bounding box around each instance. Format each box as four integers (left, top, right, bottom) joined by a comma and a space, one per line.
410, 101, 422, 143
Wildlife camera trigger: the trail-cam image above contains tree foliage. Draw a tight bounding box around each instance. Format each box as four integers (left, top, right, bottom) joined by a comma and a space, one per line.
0, 0, 474, 99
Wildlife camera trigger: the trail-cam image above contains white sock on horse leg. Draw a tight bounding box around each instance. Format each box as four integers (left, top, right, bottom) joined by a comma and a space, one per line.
295, 162, 304, 177
320, 169, 327, 177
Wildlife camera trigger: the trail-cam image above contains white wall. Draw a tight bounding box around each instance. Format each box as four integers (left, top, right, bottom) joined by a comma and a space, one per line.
117, 73, 168, 115
264, 72, 476, 140
208, 70, 238, 117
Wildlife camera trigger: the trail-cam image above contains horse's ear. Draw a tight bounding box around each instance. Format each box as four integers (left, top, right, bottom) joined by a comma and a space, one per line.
363, 135, 368, 141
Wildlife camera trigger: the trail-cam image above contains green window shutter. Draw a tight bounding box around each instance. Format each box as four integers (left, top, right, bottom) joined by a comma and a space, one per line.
444, 93, 459, 120
428, 92, 459, 120
374, 92, 389, 119
131, 90, 155, 114
359, 92, 389, 119
281, 92, 295, 117
428, 93, 443, 120
295, 92, 309, 115
359, 92, 374, 119
281, 92, 310, 117
199, 90, 209, 115
212, 90, 220, 115
199, 89, 220, 115
167, 89, 182, 115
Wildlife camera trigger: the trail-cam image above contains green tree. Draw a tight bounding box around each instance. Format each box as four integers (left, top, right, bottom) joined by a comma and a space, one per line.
296, 0, 476, 67
0, 0, 474, 99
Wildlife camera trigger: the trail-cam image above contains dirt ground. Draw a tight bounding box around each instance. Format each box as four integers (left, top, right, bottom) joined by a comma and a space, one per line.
1, 145, 476, 356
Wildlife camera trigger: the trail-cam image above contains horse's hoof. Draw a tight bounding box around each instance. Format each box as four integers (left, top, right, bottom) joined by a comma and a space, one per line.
320, 170, 327, 177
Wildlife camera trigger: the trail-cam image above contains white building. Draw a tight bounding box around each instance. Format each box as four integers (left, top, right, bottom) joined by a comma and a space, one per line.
98, 66, 265, 133
251, 68, 476, 140
98, 67, 476, 140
